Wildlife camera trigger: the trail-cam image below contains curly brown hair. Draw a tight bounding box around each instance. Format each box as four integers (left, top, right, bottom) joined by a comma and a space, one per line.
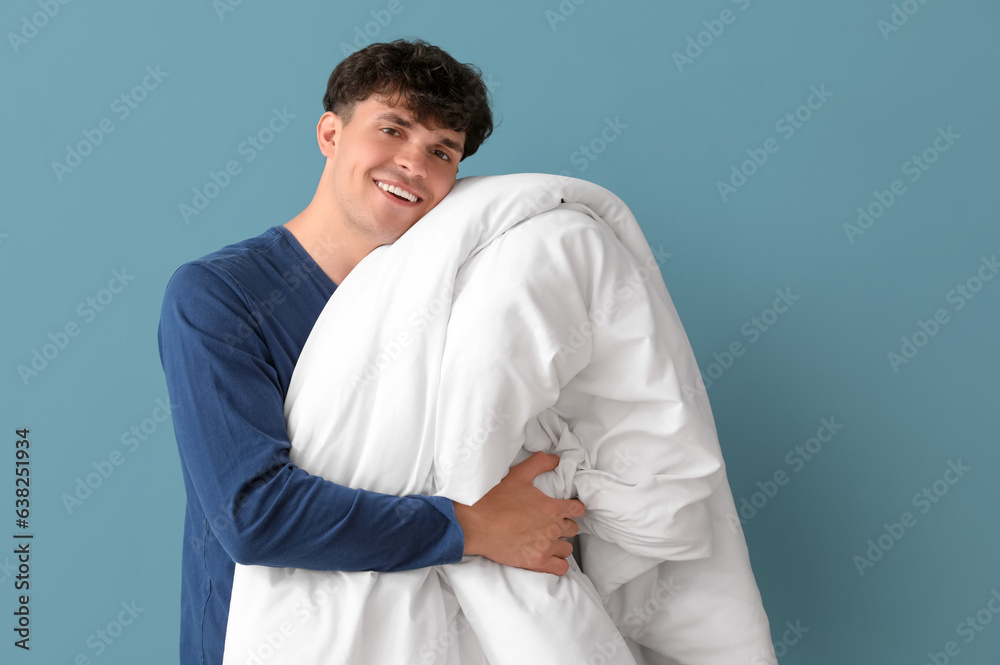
323, 39, 494, 161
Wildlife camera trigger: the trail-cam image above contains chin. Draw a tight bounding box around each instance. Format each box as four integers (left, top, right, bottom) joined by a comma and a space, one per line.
378, 224, 413, 245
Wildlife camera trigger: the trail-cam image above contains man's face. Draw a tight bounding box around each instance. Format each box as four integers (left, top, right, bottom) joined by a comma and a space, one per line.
326, 95, 466, 246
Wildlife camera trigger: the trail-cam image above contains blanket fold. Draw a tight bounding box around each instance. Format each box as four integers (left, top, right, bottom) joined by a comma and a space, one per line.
222, 174, 774, 665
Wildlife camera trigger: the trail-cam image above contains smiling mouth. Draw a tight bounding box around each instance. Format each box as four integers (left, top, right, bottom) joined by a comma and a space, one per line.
375, 180, 421, 203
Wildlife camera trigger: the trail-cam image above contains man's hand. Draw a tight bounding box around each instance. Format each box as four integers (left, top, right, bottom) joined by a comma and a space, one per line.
452, 451, 585, 576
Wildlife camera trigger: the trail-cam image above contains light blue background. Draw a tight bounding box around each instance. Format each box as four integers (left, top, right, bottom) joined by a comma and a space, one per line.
2, 0, 998, 663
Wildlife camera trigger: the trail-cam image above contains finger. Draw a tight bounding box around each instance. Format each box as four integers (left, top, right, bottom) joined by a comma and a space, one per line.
529, 554, 570, 576
544, 556, 570, 577
548, 497, 585, 519
510, 451, 559, 481
544, 523, 561, 540
550, 539, 573, 560
559, 517, 580, 538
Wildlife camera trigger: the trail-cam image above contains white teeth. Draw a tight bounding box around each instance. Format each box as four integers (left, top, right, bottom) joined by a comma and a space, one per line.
376, 181, 418, 202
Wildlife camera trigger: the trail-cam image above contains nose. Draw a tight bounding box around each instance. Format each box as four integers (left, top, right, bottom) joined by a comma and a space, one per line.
393, 141, 429, 178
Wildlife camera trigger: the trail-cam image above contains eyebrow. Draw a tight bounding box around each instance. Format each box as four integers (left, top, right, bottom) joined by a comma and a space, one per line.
373, 112, 464, 156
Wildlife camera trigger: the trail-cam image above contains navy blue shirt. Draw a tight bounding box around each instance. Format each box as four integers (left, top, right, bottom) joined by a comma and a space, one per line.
158, 226, 465, 665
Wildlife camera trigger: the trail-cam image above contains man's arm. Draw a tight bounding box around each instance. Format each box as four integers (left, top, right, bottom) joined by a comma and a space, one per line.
159, 262, 580, 574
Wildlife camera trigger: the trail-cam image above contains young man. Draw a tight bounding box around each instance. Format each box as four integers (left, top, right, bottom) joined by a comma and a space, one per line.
158, 40, 584, 665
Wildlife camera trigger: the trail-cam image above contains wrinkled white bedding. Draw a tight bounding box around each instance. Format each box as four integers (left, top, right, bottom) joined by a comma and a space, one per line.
223, 174, 775, 665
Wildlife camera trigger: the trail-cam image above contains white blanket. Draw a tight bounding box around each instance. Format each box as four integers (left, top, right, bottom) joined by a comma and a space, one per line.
223, 174, 775, 665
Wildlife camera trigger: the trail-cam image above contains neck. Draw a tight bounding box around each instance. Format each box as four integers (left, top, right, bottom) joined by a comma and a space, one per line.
284, 171, 374, 286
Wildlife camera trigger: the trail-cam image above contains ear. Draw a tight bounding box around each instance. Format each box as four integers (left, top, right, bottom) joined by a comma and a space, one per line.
317, 111, 340, 159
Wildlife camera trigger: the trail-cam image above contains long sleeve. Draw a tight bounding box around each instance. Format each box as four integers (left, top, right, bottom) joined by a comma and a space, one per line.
158, 261, 464, 572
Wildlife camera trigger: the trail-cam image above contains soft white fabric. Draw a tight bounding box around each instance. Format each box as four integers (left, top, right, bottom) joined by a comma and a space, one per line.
222, 174, 775, 665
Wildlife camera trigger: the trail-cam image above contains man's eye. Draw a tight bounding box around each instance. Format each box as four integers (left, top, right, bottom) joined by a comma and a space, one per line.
434, 150, 451, 161
381, 127, 400, 136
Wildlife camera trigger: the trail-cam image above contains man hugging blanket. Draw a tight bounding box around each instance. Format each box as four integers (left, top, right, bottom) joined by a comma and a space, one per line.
222, 173, 775, 665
